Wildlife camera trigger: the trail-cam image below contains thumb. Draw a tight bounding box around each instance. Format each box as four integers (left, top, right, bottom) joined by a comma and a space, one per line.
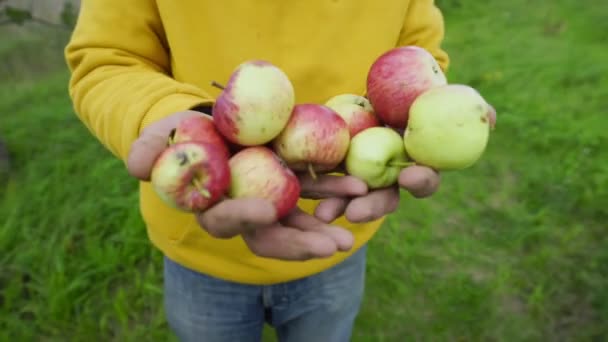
126, 131, 170, 181
126, 111, 203, 181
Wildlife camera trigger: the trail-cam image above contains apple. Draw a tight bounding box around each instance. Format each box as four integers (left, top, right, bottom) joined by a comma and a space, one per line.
228, 146, 301, 219
403, 84, 496, 170
273, 104, 350, 177
212, 60, 295, 146
324, 94, 380, 137
366, 46, 447, 129
151, 141, 231, 212
170, 114, 231, 160
345, 127, 411, 189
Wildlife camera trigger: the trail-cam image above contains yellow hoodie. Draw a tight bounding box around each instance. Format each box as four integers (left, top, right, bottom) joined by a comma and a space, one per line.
65, 0, 449, 285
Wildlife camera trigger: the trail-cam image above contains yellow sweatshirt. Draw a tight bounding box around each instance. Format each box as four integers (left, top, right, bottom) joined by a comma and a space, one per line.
65, 0, 449, 285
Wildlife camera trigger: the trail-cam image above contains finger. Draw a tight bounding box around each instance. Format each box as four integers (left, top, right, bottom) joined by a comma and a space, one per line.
126, 132, 170, 181
398, 165, 441, 198
345, 186, 400, 223
243, 225, 338, 261
126, 111, 204, 181
298, 173, 367, 199
314, 197, 350, 223
196, 198, 277, 238
281, 207, 354, 252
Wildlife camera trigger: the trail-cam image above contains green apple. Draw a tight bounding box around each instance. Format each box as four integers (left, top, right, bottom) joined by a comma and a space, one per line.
345, 127, 412, 189
403, 84, 495, 170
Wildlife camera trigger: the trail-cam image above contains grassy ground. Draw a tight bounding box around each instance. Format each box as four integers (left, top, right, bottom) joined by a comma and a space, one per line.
1, 0, 607, 340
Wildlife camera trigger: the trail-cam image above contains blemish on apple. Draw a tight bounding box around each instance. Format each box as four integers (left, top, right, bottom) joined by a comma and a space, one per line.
431, 63, 440, 74
177, 151, 189, 166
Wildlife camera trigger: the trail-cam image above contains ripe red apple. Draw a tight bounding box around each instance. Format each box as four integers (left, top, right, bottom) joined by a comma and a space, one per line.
366, 46, 447, 130
170, 114, 231, 160
273, 104, 350, 176
228, 146, 300, 219
150, 141, 231, 212
324, 94, 380, 137
212, 60, 295, 146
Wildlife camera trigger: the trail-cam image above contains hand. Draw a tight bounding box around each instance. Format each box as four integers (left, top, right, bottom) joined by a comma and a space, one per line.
314, 165, 441, 223
127, 110, 204, 181
126, 111, 357, 261
195, 200, 354, 260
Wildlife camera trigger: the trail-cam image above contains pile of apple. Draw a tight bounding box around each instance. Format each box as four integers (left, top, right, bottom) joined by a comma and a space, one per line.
150, 46, 496, 219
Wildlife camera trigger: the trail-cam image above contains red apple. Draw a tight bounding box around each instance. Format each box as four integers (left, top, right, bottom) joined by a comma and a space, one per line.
170, 114, 231, 160
273, 104, 350, 176
228, 146, 300, 219
212, 60, 295, 146
150, 141, 231, 212
366, 46, 447, 129
325, 94, 380, 137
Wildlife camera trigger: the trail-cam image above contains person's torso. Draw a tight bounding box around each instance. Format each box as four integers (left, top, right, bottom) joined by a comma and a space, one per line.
156, 0, 412, 103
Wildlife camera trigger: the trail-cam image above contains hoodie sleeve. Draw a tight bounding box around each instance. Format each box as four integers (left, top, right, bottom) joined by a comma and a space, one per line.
398, 0, 450, 71
65, 0, 214, 162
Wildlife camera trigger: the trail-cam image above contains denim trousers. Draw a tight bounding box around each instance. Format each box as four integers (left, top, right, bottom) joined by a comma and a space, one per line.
163, 245, 368, 342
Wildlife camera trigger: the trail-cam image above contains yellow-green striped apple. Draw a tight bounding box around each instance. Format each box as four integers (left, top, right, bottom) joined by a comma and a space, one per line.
212, 60, 295, 146
345, 127, 411, 189
403, 84, 496, 170
366, 46, 447, 130
228, 146, 300, 219
324, 94, 380, 137
151, 141, 231, 212
273, 104, 350, 177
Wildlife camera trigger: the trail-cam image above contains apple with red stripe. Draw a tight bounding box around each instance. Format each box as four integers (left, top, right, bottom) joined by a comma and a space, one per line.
169, 114, 231, 160
212, 60, 295, 146
366, 46, 447, 130
324, 94, 380, 137
150, 141, 231, 212
228, 146, 301, 219
273, 104, 350, 179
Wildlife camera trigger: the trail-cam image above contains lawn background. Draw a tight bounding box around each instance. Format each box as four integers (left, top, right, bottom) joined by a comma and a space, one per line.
1, 0, 607, 340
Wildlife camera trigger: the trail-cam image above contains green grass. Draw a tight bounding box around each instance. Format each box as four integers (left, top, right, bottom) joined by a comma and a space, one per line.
1, 0, 607, 340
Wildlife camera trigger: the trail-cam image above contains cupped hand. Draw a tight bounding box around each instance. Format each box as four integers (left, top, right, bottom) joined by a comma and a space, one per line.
195, 199, 354, 261
126, 111, 356, 261
126, 110, 205, 181
314, 165, 441, 223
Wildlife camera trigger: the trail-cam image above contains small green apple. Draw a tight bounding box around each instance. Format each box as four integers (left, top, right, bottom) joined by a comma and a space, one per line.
403, 84, 495, 170
345, 127, 411, 189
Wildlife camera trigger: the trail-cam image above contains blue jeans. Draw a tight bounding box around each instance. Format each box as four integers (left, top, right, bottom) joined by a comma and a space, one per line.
163, 245, 367, 342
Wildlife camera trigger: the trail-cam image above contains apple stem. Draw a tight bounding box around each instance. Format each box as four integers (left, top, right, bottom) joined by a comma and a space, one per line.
211, 81, 226, 90
307, 163, 318, 180
192, 178, 211, 198
199, 188, 211, 199
388, 161, 416, 168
